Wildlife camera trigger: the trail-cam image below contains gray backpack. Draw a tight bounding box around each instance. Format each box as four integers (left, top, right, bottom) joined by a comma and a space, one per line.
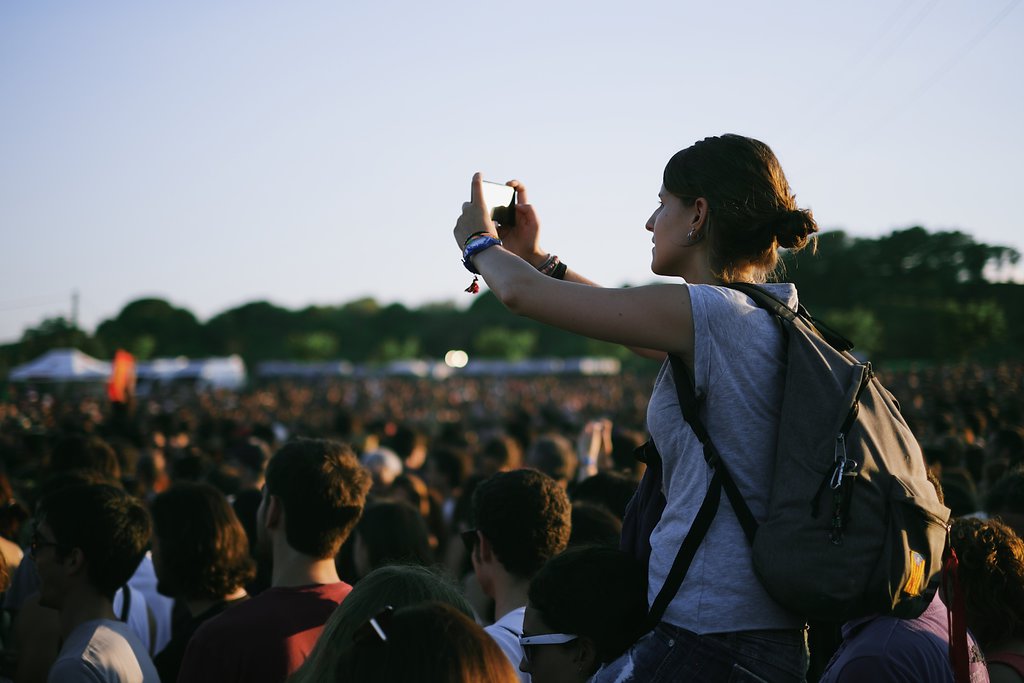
648, 283, 950, 625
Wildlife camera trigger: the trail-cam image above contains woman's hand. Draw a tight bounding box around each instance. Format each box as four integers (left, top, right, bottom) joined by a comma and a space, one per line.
499, 180, 548, 268
453, 173, 498, 250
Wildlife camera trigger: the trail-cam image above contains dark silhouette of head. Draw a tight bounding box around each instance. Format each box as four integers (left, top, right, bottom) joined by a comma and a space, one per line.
151, 482, 255, 600
471, 469, 571, 579
37, 483, 150, 601
265, 438, 371, 558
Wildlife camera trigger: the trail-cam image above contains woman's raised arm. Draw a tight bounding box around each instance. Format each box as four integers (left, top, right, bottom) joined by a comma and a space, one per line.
454, 173, 692, 359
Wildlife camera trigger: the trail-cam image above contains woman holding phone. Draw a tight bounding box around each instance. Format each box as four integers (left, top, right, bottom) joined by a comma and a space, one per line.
453, 134, 817, 682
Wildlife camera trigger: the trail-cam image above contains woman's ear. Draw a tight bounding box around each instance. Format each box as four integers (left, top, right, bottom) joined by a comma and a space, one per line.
691, 197, 710, 231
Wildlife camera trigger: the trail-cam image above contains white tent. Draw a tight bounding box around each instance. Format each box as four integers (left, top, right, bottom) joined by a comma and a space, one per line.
7, 348, 112, 382
136, 355, 247, 390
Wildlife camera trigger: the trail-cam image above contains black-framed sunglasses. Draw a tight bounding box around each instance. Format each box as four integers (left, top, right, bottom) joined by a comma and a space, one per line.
460, 528, 479, 554
354, 606, 395, 644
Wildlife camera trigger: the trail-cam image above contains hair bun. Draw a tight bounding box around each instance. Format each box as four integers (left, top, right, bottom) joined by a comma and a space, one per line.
774, 208, 818, 251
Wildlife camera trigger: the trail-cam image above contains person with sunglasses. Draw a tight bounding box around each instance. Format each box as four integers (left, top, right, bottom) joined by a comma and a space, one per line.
519, 546, 647, 683
464, 469, 571, 681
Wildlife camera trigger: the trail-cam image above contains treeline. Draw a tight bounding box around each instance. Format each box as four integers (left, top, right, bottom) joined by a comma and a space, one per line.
3, 227, 1021, 375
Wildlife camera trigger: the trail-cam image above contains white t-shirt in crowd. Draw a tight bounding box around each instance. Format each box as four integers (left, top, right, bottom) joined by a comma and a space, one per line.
48, 619, 159, 683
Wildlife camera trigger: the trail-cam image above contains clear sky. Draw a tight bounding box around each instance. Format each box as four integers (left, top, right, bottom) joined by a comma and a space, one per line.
2, 0, 1021, 344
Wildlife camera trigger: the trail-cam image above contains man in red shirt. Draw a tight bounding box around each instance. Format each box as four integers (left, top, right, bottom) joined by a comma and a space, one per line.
178, 438, 371, 683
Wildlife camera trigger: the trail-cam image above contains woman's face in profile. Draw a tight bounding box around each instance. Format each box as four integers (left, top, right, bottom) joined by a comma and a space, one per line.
646, 184, 698, 277
519, 605, 588, 683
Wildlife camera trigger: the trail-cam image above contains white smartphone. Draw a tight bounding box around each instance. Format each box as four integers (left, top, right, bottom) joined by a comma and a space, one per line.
480, 180, 517, 227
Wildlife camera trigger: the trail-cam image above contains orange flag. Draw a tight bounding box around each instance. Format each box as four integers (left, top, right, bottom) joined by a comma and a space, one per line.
107, 349, 136, 403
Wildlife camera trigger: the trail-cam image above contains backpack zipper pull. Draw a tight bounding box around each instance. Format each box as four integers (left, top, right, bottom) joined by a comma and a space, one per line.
831, 434, 848, 490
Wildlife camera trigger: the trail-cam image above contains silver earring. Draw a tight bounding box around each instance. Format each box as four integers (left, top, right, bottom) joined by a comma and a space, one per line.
687, 228, 702, 243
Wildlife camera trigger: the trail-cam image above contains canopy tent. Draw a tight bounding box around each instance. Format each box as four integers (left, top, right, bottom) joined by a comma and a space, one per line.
7, 348, 112, 382
136, 355, 247, 390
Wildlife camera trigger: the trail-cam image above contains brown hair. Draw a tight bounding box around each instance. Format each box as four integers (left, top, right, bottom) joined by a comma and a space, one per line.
266, 438, 371, 558
333, 601, 519, 683
664, 133, 818, 282
949, 516, 1024, 647
151, 483, 255, 600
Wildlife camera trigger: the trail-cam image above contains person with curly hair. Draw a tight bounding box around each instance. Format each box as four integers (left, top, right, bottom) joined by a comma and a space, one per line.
951, 516, 1024, 682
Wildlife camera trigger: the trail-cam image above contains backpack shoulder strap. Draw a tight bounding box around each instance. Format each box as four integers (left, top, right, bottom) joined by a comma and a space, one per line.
119, 584, 132, 622
647, 356, 759, 627
727, 282, 854, 353
667, 355, 758, 542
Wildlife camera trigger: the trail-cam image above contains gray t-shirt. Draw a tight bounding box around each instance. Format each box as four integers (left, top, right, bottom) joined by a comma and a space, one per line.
48, 619, 159, 683
646, 283, 804, 633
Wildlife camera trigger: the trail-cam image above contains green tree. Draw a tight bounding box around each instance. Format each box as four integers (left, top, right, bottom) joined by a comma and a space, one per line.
474, 327, 537, 360
286, 332, 339, 360
95, 298, 203, 359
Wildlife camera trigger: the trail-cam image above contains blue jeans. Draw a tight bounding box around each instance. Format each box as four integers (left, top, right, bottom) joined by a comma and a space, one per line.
592, 623, 809, 683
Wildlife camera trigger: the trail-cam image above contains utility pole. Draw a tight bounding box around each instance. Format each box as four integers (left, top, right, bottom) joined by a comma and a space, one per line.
71, 289, 79, 329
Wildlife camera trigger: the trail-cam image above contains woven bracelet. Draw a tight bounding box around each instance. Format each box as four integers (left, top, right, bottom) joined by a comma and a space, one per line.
462, 235, 502, 274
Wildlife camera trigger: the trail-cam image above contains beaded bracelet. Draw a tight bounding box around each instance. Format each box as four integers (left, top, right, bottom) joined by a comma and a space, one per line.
537, 254, 568, 280
537, 254, 559, 275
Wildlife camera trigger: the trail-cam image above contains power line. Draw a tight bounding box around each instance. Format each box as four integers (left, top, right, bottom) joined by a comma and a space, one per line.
910, 0, 1021, 100
863, 0, 1021, 133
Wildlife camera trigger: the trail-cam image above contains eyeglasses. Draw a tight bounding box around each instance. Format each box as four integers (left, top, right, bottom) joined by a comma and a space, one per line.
460, 528, 479, 554
519, 632, 579, 664
354, 606, 395, 644
29, 533, 61, 561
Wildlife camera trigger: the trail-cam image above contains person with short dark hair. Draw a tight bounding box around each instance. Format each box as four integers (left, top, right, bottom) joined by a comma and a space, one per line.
526, 434, 577, 489
178, 438, 371, 683
51, 435, 121, 481
34, 483, 157, 682
522, 546, 647, 683
350, 500, 434, 579
568, 502, 621, 548
987, 466, 1024, 538
150, 483, 255, 683
467, 469, 571, 679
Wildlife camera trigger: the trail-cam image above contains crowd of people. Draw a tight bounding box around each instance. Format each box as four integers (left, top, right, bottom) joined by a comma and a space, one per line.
2, 132, 1023, 683
0, 360, 1019, 682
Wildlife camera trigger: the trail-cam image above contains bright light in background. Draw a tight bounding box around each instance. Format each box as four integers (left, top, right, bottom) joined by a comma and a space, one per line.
444, 350, 468, 369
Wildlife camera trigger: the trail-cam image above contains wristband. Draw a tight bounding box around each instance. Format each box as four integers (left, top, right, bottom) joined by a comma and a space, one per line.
462, 235, 503, 274
463, 230, 492, 249
551, 261, 568, 280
